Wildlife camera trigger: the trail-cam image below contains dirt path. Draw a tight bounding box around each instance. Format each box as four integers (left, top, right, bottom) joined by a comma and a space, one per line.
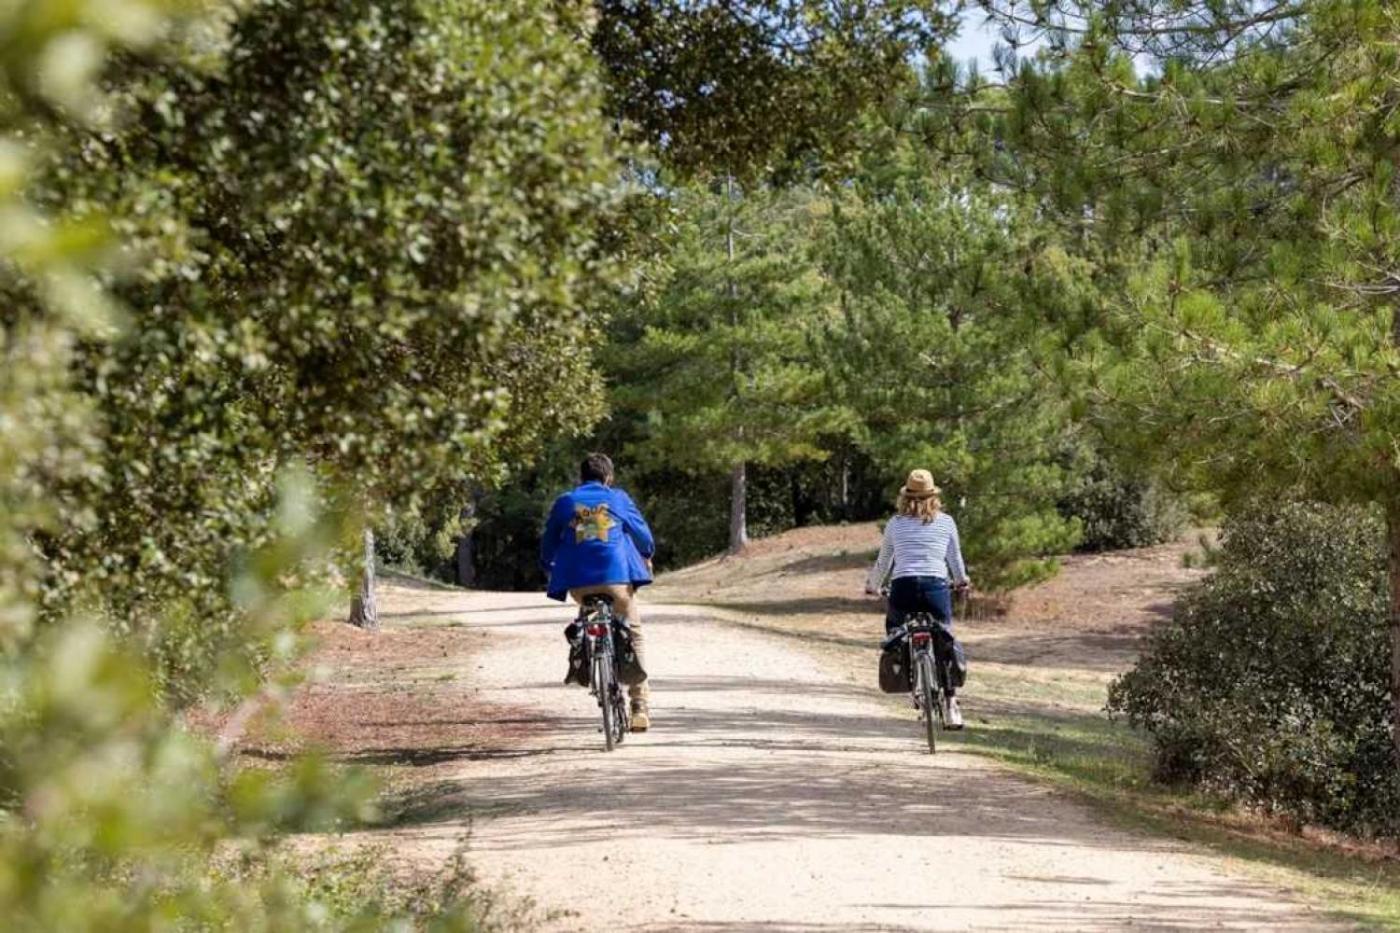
371, 583, 1342, 931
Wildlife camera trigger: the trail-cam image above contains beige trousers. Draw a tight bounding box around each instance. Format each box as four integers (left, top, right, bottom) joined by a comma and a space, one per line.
569, 584, 649, 702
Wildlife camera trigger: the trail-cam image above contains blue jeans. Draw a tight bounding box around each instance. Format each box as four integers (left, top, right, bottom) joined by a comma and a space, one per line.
885, 575, 963, 697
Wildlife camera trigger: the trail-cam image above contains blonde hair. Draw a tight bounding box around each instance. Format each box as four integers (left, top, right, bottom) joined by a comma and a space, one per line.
896, 491, 942, 523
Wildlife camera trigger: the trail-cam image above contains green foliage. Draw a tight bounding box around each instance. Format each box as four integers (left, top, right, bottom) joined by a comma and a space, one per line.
212, 845, 517, 931
0, 0, 193, 656
818, 159, 1082, 588
626, 463, 825, 568
590, 0, 948, 179
1058, 441, 1186, 552
612, 182, 853, 479
375, 508, 460, 582
0, 0, 617, 926
959, 0, 1400, 787
465, 131, 1100, 587
1109, 503, 1400, 836
12, 0, 618, 696
464, 448, 580, 590
0, 482, 432, 930
958, 2, 1400, 512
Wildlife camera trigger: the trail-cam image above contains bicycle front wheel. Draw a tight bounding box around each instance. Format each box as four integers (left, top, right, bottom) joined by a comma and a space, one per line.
918, 653, 938, 754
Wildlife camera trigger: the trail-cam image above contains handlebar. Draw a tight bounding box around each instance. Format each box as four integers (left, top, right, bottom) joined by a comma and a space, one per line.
867, 581, 972, 597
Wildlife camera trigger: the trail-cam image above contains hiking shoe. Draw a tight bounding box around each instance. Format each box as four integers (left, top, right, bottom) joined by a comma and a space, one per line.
945, 696, 964, 730
630, 701, 650, 732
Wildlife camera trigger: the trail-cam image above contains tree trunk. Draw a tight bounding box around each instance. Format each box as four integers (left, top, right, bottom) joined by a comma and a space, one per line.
1388, 500, 1400, 766
729, 461, 748, 554
347, 527, 379, 630
724, 172, 748, 556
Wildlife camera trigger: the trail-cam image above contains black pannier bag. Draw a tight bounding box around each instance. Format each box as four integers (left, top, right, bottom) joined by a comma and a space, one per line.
613, 620, 647, 686
878, 632, 912, 694
563, 621, 591, 687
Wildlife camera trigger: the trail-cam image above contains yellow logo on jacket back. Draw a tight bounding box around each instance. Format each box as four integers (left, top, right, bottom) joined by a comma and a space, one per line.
572, 504, 616, 543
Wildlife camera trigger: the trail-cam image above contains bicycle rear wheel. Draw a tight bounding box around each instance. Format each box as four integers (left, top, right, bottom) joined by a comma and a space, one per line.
596, 656, 616, 751
610, 671, 629, 746
918, 653, 937, 754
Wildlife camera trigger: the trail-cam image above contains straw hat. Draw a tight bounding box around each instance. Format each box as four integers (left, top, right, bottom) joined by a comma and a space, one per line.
900, 469, 941, 499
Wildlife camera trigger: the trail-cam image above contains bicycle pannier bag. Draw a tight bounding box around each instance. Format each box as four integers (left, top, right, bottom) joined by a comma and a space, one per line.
563, 622, 591, 687
878, 637, 912, 694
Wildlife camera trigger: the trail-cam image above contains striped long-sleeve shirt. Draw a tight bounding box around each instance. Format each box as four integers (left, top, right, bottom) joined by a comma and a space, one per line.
866, 513, 968, 591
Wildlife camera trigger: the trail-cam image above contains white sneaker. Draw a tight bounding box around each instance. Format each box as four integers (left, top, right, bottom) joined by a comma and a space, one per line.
945, 696, 964, 730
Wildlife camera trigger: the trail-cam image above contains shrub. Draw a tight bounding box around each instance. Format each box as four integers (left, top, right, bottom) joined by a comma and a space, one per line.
1107, 502, 1400, 836
1059, 447, 1186, 551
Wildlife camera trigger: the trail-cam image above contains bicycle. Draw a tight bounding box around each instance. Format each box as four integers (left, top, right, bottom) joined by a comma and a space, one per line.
901, 615, 952, 754
575, 595, 630, 751
876, 580, 969, 753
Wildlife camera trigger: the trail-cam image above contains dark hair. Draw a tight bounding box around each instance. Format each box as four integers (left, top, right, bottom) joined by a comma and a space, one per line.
580, 452, 614, 485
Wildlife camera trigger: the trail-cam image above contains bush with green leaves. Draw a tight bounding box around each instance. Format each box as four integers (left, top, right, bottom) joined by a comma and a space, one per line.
1108, 503, 1400, 836
1057, 442, 1186, 552
1, 460, 507, 929
13, 0, 617, 697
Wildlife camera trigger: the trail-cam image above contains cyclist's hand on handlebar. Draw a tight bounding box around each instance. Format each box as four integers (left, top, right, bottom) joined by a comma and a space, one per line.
863, 585, 880, 597
954, 578, 974, 594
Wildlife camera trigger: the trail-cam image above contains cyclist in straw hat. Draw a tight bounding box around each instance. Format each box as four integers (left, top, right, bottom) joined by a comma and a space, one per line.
865, 469, 972, 729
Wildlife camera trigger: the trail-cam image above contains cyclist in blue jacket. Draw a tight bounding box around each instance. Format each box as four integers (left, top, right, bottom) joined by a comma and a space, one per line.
541, 453, 656, 730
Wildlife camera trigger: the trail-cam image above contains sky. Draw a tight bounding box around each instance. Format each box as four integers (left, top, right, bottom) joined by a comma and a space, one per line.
944, 12, 1003, 66
941, 10, 1048, 73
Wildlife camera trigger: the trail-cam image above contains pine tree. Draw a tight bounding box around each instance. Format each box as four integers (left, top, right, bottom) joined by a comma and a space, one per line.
968, 0, 1400, 759
817, 144, 1084, 588
612, 182, 852, 553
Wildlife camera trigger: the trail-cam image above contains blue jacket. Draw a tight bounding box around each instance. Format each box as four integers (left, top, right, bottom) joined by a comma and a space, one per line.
540, 482, 655, 601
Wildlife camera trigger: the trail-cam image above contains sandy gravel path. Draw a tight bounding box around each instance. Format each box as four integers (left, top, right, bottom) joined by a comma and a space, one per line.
387, 588, 1340, 931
